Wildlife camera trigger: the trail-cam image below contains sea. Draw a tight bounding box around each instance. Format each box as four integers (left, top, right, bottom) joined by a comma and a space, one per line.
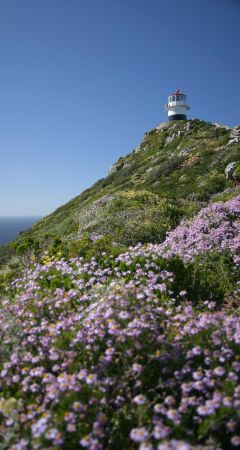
0, 217, 40, 246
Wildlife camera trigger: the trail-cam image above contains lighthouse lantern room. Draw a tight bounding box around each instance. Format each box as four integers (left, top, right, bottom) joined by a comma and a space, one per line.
165, 89, 190, 121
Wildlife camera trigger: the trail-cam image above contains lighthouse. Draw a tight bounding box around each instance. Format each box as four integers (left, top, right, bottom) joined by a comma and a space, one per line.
165, 89, 190, 121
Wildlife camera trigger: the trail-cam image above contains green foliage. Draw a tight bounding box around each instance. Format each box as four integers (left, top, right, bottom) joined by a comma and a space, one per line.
49, 237, 69, 259
0, 244, 14, 269
196, 171, 226, 201
0, 119, 237, 269
37, 267, 74, 291
78, 193, 191, 248
10, 237, 41, 266
211, 186, 240, 202
233, 161, 240, 181
114, 251, 238, 306
0, 269, 17, 296
186, 251, 237, 304
69, 233, 126, 263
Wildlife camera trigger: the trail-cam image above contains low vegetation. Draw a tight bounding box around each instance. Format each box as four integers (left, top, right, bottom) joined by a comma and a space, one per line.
0, 120, 239, 449
1, 119, 239, 269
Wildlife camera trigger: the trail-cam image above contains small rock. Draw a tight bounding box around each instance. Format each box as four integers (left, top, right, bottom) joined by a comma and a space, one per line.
134, 146, 141, 154
146, 166, 154, 173
225, 162, 237, 179
185, 121, 191, 132
179, 145, 195, 156
228, 126, 240, 146
156, 122, 170, 131
165, 135, 175, 145
108, 165, 118, 175
214, 123, 231, 130
178, 130, 184, 137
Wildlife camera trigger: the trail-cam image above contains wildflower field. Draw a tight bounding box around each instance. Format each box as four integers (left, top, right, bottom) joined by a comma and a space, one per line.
0, 196, 239, 450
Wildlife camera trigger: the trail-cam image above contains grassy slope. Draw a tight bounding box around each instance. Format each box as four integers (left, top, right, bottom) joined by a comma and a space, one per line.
0, 119, 239, 266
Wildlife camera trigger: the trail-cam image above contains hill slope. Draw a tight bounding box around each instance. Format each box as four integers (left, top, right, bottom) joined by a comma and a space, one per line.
1, 119, 240, 266
0, 193, 239, 449
0, 119, 240, 449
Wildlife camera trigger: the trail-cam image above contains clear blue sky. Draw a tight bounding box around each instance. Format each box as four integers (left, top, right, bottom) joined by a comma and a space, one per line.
0, 0, 239, 216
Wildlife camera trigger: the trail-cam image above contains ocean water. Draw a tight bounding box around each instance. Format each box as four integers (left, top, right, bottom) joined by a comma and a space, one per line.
0, 217, 40, 246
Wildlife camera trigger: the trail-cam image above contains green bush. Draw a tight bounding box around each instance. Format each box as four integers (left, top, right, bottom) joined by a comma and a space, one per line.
69, 233, 126, 263
186, 251, 237, 305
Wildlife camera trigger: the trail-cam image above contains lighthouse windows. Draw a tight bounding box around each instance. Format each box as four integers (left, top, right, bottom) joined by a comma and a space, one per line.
176, 95, 183, 101
168, 94, 187, 103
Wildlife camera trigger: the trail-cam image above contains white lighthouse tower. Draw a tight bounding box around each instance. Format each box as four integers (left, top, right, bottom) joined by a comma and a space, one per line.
165, 89, 190, 121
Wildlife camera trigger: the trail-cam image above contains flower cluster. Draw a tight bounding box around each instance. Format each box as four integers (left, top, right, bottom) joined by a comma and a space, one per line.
160, 195, 240, 265
0, 195, 239, 449
116, 195, 240, 268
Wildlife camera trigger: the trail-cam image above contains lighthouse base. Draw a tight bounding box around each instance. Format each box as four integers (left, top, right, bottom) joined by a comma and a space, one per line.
168, 114, 187, 121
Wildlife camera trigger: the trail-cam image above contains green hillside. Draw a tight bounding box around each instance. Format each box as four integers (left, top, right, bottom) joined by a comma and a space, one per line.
0, 119, 240, 449
1, 119, 240, 268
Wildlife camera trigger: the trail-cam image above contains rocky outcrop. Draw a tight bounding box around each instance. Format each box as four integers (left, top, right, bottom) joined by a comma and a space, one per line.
228, 126, 240, 146
225, 161, 237, 179
164, 121, 193, 146
214, 123, 231, 130
108, 161, 125, 175
156, 121, 169, 131
225, 161, 240, 184
108, 164, 118, 175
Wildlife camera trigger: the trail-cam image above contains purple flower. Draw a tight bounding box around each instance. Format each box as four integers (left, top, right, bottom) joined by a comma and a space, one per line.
130, 427, 149, 442
133, 394, 147, 405
231, 436, 240, 447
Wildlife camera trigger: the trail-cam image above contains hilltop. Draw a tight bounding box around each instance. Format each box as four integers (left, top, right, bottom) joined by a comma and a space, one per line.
1, 119, 239, 268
